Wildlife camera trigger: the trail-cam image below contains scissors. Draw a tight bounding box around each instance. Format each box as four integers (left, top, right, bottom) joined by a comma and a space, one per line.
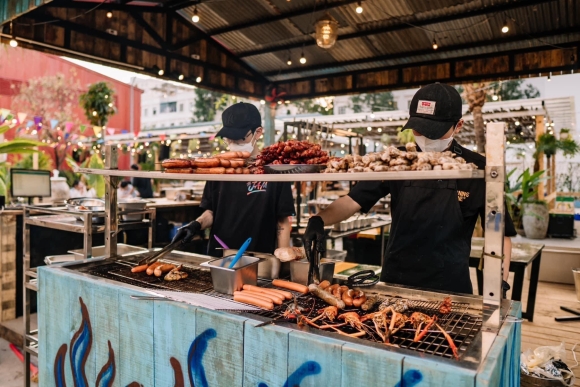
347, 270, 379, 287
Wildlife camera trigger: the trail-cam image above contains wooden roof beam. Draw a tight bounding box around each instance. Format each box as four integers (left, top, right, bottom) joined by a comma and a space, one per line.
238, 0, 559, 58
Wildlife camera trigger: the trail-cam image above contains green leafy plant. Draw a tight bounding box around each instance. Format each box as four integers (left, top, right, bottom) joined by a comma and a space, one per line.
79, 82, 116, 127
519, 169, 548, 205
535, 133, 580, 158
505, 168, 548, 228
14, 152, 54, 171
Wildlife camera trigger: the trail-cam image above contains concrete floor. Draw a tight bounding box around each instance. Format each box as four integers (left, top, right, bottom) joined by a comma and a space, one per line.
0, 337, 37, 387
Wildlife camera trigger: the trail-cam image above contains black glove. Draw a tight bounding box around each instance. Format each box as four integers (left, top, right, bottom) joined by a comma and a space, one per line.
172, 221, 201, 244
302, 216, 326, 259
502, 280, 511, 299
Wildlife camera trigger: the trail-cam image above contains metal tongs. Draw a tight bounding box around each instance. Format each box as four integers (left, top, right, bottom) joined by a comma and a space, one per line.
138, 239, 184, 266
304, 240, 322, 285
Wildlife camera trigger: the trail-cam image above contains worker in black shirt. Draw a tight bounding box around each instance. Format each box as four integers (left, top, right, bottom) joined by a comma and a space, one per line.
130, 164, 154, 198
173, 103, 295, 256
304, 83, 516, 295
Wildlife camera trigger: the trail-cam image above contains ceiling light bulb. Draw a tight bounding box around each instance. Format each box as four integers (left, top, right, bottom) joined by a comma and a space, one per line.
367, 127, 372, 131
501, 21, 509, 33
432, 39, 438, 50
192, 7, 200, 23
299, 53, 306, 64
260, 100, 265, 105
370, 113, 375, 118
355, 2, 363, 13
178, 74, 184, 80
106, 11, 113, 18
287, 58, 292, 66
196, 76, 202, 83
492, 95, 499, 101
9, 38, 17, 48
158, 68, 164, 76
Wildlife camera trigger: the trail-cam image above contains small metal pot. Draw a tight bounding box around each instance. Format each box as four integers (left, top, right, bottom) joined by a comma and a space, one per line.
222, 249, 281, 280
289, 258, 336, 285
200, 255, 262, 294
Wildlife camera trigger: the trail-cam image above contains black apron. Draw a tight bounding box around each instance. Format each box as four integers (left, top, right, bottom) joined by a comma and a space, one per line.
380, 179, 473, 294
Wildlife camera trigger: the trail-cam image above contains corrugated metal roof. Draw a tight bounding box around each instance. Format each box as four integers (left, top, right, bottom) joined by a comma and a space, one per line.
178, 0, 578, 81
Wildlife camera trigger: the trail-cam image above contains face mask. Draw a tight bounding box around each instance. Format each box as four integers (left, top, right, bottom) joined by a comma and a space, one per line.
415, 126, 456, 152
228, 132, 256, 153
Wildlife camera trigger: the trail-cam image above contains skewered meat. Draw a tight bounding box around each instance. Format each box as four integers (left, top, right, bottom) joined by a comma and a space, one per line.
164, 265, 188, 281
439, 296, 452, 314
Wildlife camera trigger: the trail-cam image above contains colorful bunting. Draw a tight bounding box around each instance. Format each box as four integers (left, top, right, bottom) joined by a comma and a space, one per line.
0, 109, 10, 118
33, 115, 42, 126
65, 122, 73, 132
159, 133, 166, 141
93, 126, 102, 136
107, 128, 115, 135
50, 119, 59, 129
17, 112, 27, 124
27, 120, 34, 128
80, 124, 87, 134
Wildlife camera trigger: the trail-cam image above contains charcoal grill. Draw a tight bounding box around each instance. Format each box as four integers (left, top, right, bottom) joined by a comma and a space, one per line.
66, 253, 484, 361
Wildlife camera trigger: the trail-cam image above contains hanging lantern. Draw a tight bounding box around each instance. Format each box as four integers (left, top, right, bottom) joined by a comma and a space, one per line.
315, 14, 339, 49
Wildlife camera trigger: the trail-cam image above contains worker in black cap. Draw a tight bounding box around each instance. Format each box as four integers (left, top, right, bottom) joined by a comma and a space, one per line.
173, 102, 296, 256
303, 83, 516, 295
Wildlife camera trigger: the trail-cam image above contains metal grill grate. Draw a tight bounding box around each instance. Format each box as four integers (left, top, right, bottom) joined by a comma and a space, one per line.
76, 262, 481, 360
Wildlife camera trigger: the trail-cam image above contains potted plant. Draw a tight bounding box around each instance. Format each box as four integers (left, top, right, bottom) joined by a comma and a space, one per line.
517, 169, 549, 239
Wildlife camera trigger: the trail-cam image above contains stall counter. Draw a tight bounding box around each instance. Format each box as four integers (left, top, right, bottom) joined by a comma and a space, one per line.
38, 262, 521, 387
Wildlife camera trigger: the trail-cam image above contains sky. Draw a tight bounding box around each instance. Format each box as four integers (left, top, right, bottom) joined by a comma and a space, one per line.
63, 57, 151, 84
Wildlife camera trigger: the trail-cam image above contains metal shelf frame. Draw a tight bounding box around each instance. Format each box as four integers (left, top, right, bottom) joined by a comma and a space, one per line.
22, 203, 156, 386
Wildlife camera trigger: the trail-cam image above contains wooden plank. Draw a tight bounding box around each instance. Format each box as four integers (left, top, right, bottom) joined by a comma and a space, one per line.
195, 308, 247, 387
243, 319, 291, 387
38, 268, 73, 387
287, 330, 342, 387
341, 342, 404, 386
475, 335, 507, 387
154, 300, 198, 387
117, 287, 155, 386
404, 354, 475, 387
0, 214, 16, 322
92, 282, 121, 387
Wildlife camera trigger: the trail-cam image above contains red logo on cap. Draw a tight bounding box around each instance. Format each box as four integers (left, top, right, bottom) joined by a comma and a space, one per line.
421, 101, 432, 107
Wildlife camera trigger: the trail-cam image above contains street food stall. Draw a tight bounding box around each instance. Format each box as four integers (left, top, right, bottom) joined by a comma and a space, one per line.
27, 123, 521, 386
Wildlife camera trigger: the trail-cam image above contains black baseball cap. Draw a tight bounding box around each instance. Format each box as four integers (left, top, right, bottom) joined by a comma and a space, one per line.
216, 102, 262, 140
402, 83, 463, 139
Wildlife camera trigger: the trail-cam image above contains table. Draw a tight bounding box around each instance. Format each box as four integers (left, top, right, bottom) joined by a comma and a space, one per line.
469, 238, 544, 322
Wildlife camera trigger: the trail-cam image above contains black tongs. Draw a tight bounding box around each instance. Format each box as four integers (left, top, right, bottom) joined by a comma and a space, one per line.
304, 242, 322, 285
138, 239, 183, 266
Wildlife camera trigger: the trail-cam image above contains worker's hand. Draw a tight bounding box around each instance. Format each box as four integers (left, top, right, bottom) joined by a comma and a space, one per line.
172, 221, 201, 244
303, 216, 326, 259
502, 280, 511, 299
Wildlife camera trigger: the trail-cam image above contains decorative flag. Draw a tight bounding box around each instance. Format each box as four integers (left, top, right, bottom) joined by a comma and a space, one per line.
107, 128, 115, 135
64, 132, 70, 140
5, 114, 13, 121
134, 126, 140, 137
0, 116, 4, 124
147, 133, 152, 138
65, 122, 73, 132
80, 124, 87, 134
159, 133, 166, 141
18, 112, 27, 124
50, 119, 59, 129
27, 120, 34, 128
121, 129, 128, 134
93, 126, 102, 136
0, 109, 10, 118
33, 115, 42, 126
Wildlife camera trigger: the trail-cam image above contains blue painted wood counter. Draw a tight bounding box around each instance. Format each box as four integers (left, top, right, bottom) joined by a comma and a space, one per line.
38, 265, 521, 387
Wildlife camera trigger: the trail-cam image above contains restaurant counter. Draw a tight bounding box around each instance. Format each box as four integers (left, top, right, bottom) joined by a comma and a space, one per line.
37, 252, 521, 387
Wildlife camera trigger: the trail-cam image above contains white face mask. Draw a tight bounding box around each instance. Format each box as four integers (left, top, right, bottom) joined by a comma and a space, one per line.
414, 135, 453, 152
228, 132, 257, 153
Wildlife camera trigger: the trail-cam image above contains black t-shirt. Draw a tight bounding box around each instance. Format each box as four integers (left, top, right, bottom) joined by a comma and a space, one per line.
200, 181, 295, 257
349, 141, 517, 238
131, 177, 154, 199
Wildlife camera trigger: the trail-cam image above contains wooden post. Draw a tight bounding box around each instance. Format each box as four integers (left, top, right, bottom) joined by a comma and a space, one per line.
535, 115, 545, 200
263, 103, 276, 146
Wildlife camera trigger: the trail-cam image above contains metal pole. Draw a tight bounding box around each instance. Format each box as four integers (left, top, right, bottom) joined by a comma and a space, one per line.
482, 122, 506, 331
105, 145, 119, 257
23, 208, 31, 387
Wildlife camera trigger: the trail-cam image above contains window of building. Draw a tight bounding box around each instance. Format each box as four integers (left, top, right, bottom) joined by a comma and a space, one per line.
171, 123, 175, 127
144, 108, 148, 117
338, 106, 346, 115
160, 101, 177, 113
153, 108, 157, 115
179, 103, 184, 112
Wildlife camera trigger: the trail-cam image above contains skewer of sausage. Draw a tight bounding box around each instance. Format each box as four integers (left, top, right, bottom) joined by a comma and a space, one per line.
242, 285, 292, 300
235, 290, 283, 305
272, 279, 309, 294
233, 293, 274, 310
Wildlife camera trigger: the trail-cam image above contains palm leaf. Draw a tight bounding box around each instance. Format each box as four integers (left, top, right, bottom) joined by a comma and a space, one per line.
0, 125, 11, 135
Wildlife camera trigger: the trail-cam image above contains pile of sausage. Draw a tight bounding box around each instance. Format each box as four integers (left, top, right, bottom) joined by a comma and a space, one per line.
251, 140, 329, 174
130, 261, 188, 281
324, 143, 478, 173
233, 280, 308, 310
309, 280, 379, 310
162, 151, 252, 174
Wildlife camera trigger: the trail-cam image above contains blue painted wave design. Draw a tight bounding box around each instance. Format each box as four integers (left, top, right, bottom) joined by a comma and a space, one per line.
395, 369, 423, 387
69, 297, 92, 387
257, 361, 321, 387
188, 328, 217, 387
96, 340, 116, 387
54, 344, 68, 387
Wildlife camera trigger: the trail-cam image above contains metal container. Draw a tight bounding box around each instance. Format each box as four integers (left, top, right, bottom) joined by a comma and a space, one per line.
200, 255, 261, 294
66, 197, 105, 223
573, 268, 580, 301
118, 200, 149, 221
69, 244, 147, 258
223, 249, 281, 280
324, 250, 347, 261
44, 254, 77, 265
290, 258, 336, 285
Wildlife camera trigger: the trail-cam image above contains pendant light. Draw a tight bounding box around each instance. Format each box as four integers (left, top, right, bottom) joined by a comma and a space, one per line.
192, 7, 200, 23
355, 1, 363, 14
315, 13, 339, 49
432, 38, 438, 50
9, 22, 17, 48
300, 51, 306, 64
501, 20, 509, 33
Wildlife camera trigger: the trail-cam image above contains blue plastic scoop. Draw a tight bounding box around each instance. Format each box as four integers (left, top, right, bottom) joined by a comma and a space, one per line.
228, 237, 252, 269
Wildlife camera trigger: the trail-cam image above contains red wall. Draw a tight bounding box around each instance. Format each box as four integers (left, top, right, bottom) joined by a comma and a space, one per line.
0, 46, 141, 170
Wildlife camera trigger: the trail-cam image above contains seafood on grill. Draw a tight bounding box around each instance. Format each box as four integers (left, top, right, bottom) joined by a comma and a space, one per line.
409, 312, 437, 342
439, 296, 452, 314
164, 265, 188, 281
379, 297, 410, 313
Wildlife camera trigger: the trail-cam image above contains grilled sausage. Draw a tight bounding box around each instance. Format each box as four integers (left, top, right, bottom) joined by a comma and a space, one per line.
193, 158, 220, 168
146, 262, 163, 276
342, 290, 353, 307
131, 264, 148, 273
219, 159, 232, 167
233, 294, 274, 310
272, 279, 309, 294
162, 158, 192, 168
308, 284, 346, 309
225, 168, 235, 174
165, 168, 193, 174
215, 151, 249, 159
318, 280, 331, 290
236, 290, 283, 305
194, 167, 226, 174
242, 285, 292, 300
154, 264, 176, 277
